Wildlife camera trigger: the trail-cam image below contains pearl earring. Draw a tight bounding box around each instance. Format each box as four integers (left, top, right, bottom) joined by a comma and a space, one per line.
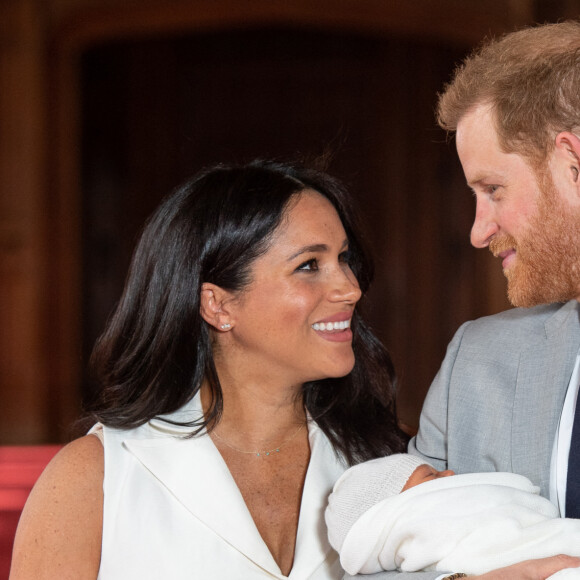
220, 323, 231, 330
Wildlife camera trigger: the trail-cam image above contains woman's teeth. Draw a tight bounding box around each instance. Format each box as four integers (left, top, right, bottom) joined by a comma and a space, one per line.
312, 320, 351, 332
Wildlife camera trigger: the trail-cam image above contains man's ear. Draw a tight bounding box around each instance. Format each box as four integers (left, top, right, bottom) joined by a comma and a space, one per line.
553, 131, 580, 199
200, 283, 235, 331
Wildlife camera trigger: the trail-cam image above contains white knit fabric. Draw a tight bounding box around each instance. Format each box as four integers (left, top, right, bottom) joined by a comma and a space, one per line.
329, 470, 580, 578
325, 454, 428, 553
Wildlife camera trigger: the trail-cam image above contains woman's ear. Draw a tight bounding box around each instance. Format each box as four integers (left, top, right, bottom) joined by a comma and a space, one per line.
200, 283, 235, 331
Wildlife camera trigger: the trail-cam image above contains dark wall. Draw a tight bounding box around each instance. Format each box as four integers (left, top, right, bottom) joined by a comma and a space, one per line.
81, 26, 493, 430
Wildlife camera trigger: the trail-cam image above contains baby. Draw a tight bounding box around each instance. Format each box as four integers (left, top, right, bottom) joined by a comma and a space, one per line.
326, 454, 580, 579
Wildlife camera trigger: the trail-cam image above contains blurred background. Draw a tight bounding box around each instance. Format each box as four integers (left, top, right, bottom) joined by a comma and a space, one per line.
1, 0, 579, 444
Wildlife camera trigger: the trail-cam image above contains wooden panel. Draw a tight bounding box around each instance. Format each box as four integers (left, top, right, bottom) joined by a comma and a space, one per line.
0, 0, 52, 443
49, 0, 532, 50
46, 12, 85, 443
46, 0, 542, 438
80, 30, 475, 429
0, 0, 565, 443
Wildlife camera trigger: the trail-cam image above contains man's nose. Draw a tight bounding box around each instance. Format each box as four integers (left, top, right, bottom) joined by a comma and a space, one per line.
470, 199, 498, 248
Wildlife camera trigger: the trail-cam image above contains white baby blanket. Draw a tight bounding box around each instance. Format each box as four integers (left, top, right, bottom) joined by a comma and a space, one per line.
337, 472, 580, 577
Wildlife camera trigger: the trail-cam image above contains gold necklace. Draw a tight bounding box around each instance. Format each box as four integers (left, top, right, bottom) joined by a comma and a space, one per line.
211, 424, 305, 457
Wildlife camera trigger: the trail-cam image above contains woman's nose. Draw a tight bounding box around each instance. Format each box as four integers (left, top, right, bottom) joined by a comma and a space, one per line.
329, 267, 362, 304
470, 199, 498, 248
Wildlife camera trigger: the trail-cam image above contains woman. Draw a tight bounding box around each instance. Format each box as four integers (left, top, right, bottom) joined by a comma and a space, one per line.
10, 160, 407, 579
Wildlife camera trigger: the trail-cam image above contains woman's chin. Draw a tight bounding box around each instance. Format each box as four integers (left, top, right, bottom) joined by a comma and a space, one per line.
314, 358, 356, 381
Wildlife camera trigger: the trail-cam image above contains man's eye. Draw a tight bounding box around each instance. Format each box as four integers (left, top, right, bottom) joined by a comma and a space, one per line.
296, 258, 318, 271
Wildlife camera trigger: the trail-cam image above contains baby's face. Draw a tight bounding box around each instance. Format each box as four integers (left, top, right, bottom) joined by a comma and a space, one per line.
401, 464, 455, 492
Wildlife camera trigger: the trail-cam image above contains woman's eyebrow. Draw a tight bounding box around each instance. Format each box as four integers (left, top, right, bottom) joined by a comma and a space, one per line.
288, 244, 329, 261
287, 239, 349, 261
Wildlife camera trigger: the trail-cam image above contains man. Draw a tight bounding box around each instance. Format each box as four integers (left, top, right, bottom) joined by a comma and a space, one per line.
347, 20, 580, 580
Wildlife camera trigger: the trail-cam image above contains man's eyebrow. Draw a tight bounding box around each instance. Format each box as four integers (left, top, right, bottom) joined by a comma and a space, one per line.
287, 239, 349, 261
466, 171, 505, 188
466, 176, 485, 188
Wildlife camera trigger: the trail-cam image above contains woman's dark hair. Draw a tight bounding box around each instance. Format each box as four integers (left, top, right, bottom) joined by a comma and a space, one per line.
87, 159, 407, 465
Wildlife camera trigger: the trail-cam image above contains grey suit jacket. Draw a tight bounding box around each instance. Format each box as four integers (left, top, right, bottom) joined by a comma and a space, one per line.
346, 300, 580, 580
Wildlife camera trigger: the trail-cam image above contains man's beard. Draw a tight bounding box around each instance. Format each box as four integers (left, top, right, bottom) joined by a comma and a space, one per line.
489, 172, 580, 308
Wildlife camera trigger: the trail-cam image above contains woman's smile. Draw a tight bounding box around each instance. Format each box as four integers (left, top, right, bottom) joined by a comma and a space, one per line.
312, 315, 353, 341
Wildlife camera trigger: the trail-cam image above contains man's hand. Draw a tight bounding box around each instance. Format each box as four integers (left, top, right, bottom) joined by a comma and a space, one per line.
472, 555, 580, 579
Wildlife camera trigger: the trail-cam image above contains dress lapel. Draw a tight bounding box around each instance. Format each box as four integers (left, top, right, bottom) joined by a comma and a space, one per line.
290, 422, 346, 578
122, 395, 346, 579
124, 398, 283, 576
512, 301, 580, 496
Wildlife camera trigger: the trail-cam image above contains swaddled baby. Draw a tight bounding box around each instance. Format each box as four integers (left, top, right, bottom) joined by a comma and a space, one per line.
326, 454, 580, 579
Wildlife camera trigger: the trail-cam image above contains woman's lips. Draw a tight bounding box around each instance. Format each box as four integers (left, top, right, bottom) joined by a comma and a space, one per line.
313, 327, 353, 342
311, 317, 353, 342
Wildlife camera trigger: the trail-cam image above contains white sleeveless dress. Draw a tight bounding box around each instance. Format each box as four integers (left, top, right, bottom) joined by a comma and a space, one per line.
92, 394, 347, 579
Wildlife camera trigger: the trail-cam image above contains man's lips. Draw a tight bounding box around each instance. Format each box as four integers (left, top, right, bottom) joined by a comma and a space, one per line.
497, 248, 516, 269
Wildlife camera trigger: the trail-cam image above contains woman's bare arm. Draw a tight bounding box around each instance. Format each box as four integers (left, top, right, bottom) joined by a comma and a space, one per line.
9, 435, 104, 580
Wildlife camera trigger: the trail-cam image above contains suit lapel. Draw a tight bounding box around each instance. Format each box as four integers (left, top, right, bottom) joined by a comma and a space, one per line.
512, 301, 580, 496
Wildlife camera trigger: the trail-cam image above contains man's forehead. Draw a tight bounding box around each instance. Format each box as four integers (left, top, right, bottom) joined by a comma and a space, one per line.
456, 104, 497, 145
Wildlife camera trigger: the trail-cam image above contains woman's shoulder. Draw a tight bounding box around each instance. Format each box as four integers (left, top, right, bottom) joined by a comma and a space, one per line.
33, 434, 105, 494
10, 436, 104, 579
45, 433, 104, 481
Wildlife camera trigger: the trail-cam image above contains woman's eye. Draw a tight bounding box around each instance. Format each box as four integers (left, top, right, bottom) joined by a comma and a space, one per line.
339, 250, 352, 264
296, 258, 318, 271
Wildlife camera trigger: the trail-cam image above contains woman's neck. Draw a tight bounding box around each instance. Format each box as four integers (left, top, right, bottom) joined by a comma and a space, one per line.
200, 375, 307, 447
